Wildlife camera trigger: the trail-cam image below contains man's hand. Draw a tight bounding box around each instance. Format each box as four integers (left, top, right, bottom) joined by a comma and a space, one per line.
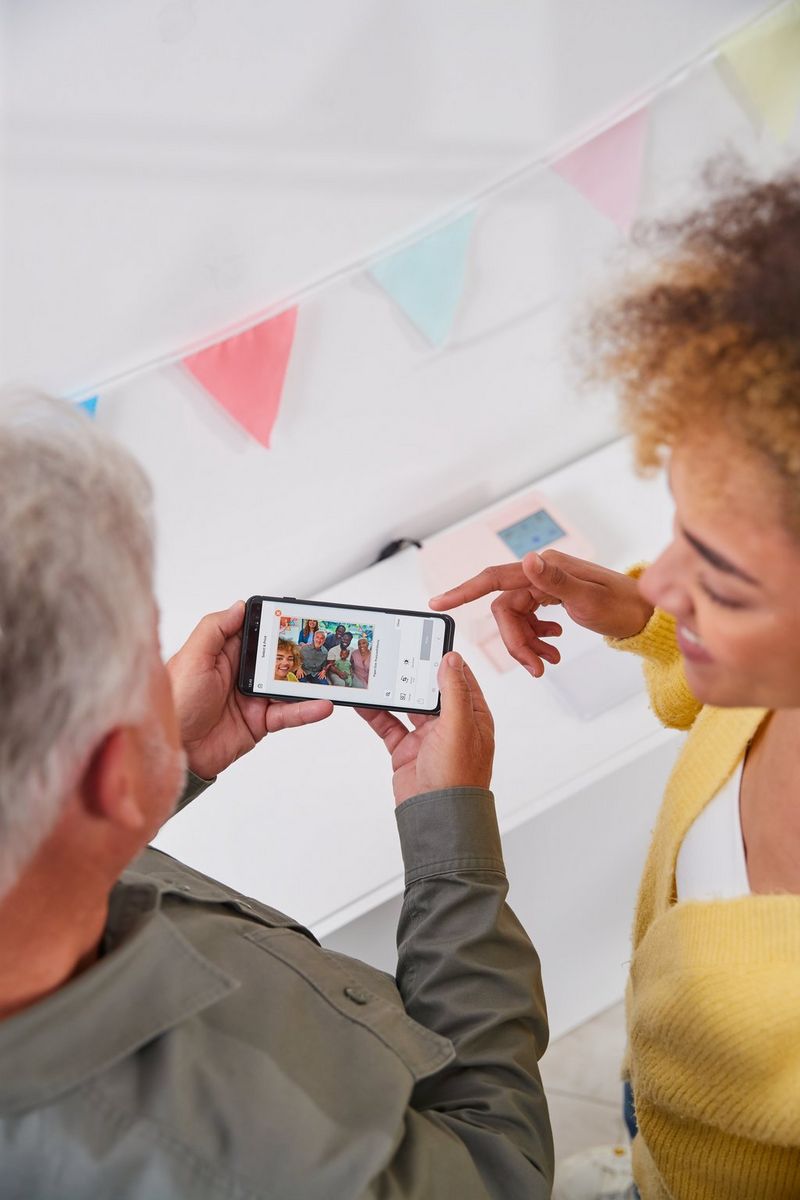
429, 550, 653, 676
167, 601, 333, 780
357, 651, 494, 807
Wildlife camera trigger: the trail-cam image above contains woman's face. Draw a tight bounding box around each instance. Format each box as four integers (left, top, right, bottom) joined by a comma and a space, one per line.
639, 435, 800, 709
358, 638, 368, 653
275, 647, 295, 679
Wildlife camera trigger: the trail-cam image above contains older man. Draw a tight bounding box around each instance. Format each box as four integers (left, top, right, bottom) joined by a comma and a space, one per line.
299, 626, 331, 684
0, 392, 553, 1199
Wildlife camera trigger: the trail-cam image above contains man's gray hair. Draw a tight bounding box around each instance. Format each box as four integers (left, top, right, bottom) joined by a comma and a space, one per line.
0, 390, 156, 897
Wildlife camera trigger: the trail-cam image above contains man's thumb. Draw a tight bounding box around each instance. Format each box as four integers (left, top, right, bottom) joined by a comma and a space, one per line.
438, 651, 472, 719
219, 599, 246, 635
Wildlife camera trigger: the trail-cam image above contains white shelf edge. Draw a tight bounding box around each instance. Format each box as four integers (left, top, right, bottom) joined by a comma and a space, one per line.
313, 722, 679, 939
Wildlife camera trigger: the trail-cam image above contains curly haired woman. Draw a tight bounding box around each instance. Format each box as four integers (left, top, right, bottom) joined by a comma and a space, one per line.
274, 637, 302, 683
431, 162, 800, 1199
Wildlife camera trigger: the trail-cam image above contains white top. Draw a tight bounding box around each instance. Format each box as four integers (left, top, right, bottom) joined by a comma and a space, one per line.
675, 760, 751, 902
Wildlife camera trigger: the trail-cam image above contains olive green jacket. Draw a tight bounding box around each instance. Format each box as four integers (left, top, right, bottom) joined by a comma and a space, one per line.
0, 776, 553, 1198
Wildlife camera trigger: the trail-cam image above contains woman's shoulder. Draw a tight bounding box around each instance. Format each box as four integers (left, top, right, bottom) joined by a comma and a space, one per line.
666, 704, 766, 803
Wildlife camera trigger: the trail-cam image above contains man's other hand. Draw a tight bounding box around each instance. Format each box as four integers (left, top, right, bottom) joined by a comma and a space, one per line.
167, 601, 333, 780
357, 652, 494, 807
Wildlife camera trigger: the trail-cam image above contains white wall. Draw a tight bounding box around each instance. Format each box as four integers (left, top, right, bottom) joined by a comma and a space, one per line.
2, 1, 791, 658
1, 0, 776, 386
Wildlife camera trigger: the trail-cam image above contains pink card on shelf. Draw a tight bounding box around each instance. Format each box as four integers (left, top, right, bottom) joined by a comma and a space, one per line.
421, 489, 592, 672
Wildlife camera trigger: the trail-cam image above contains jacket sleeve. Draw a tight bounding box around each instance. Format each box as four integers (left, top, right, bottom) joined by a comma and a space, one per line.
365, 788, 553, 1199
606, 565, 702, 732
174, 770, 215, 813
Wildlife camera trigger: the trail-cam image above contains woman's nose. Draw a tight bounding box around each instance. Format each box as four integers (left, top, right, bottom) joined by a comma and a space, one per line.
639, 546, 693, 623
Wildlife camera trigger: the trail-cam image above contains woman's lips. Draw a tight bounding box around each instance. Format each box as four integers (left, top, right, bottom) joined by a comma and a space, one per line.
676, 623, 714, 664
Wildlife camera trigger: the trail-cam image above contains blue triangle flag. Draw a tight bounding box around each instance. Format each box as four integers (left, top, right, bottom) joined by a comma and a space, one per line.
77, 396, 98, 418
370, 212, 476, 347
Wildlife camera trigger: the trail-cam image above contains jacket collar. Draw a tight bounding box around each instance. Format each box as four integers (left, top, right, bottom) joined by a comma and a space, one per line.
0, 879, 238, 1115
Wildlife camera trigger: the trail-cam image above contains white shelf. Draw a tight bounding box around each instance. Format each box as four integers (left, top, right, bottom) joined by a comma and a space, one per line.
154, 437, 679, 939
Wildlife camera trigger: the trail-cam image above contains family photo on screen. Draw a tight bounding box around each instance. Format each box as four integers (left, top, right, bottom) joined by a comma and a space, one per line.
274, 615, 374, 688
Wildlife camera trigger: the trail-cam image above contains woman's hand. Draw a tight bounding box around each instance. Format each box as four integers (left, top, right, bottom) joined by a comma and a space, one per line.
429, 550, 654, 676
167, 602, 333, 779
357, 652, 494, 807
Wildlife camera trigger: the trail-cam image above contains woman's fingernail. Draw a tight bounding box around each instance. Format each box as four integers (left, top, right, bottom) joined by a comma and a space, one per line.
447, 651, 463, 670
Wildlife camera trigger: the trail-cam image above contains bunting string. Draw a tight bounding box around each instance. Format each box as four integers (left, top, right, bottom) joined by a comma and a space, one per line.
69, 0, 798, 442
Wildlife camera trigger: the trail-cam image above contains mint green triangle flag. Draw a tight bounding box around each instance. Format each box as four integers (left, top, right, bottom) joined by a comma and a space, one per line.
370, 212, 476, 347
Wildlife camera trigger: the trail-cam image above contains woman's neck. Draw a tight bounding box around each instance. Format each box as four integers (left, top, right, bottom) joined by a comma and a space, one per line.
741, 709, 800, 894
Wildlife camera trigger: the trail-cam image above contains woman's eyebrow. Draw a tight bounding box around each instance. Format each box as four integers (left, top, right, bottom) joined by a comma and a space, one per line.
682, 527, 760, 585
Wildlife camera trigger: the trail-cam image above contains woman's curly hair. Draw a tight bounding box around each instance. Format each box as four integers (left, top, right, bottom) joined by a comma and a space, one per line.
587, 158, 800, 525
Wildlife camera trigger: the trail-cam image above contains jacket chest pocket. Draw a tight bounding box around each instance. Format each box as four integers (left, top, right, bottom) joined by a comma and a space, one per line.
242, 926, 454, 1086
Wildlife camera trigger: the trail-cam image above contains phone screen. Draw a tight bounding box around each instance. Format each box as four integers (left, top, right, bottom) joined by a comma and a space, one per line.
239, 597, 454, 713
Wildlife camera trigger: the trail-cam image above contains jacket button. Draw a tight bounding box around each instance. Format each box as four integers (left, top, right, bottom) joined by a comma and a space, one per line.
344, 986, 370, 1005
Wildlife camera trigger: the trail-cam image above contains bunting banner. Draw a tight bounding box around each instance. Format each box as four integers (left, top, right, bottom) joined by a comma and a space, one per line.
62, 3, 800, 448
369, 212, 476, 347
551, 106, 649, 232
718, 1, 800, 142
182, 308, 298, 447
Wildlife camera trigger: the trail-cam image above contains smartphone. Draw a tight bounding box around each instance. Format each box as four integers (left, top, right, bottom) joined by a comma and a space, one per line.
238, 596, 455, 713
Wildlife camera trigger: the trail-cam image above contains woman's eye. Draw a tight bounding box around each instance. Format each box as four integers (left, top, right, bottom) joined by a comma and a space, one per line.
699, 580, 746, 610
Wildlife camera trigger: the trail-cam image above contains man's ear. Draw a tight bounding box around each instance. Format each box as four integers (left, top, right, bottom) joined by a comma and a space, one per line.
80, 728, 146, 832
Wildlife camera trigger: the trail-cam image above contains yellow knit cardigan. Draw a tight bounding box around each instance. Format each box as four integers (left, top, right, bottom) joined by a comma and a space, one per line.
611, 604, 800, 1200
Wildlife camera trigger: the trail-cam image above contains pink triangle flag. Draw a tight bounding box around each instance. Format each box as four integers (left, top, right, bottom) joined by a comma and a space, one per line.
552, 107, 649, 232
183, 307, 298, 447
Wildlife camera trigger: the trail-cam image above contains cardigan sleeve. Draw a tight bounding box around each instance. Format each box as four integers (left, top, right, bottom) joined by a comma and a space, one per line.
605, 565, 702, 732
